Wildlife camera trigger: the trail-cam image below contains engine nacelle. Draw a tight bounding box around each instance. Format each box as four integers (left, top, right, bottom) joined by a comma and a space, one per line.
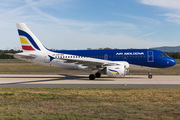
106, 65, 127, 77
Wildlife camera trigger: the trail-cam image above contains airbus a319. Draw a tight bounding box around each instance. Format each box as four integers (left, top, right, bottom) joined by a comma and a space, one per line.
10, 23, 176, 80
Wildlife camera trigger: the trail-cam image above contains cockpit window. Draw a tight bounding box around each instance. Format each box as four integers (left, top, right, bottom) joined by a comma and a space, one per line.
160, 54, 167, 57
165, 54, 169, 57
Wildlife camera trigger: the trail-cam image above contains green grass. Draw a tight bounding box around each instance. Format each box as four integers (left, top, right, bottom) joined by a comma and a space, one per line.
175, 59, 180, 64
0, 59, 30, 63
0, 88, 180, 119
0, 64, 91, 74
0, 63, 180, 75
0, 59, 179, 75
129, 64, 180, 75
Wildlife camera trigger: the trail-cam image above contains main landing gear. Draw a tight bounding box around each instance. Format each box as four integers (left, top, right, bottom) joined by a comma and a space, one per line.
148, 69, 152, 79
89, 72, 101, 80
95, 72, 101, 78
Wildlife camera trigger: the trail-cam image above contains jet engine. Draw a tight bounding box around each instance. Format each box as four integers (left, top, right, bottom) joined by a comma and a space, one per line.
106, 65, 128, 77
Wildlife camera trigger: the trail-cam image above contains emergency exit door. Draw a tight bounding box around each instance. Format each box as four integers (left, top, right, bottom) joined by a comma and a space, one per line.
147, 51, 154, 62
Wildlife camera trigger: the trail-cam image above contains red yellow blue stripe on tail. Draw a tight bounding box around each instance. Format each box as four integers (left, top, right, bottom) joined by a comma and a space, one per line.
20, 37, 35, 50
18, 29, 40, 51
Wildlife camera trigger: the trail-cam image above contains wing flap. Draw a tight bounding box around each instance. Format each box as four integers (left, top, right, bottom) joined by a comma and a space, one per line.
57, 58, 104, 68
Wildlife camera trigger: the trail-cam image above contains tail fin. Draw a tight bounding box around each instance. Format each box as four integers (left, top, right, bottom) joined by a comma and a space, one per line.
16, 23, 46, 52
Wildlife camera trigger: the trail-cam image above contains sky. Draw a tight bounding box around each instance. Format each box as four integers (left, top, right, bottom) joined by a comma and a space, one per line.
1, 0, 180, 50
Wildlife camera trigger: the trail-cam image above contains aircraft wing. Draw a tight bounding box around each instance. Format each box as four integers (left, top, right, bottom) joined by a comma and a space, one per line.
64, 59, 104, 68
56, 57, 129, 68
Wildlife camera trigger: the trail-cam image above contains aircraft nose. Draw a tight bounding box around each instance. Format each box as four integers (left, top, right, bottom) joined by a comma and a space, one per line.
168, 58, 176, 67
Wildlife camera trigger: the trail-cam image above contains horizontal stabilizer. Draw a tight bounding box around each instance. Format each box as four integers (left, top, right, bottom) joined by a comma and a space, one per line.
6, 53, 36, 59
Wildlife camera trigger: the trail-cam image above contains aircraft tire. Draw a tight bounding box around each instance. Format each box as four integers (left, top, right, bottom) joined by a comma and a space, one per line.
148, 75, 152, 79
89, 74, 95, 80
95, 72, 101, 78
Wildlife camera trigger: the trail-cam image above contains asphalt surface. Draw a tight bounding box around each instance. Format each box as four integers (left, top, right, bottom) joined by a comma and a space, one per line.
0, 74, 179, 88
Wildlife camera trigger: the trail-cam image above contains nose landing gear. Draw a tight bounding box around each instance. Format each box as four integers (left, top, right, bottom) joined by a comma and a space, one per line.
148, 69, 152, 79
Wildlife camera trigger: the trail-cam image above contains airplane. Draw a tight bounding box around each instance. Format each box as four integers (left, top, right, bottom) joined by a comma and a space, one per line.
10, 23, 176, 80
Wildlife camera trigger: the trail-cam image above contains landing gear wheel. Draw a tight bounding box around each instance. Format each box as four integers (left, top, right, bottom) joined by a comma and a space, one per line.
95, 72, 101, 78
148, 69, 152, 79
148, 74, 152, 79
89, 74, 95, 80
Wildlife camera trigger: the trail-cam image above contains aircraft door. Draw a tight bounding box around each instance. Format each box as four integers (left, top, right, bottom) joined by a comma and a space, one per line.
147, 51, 154, 62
